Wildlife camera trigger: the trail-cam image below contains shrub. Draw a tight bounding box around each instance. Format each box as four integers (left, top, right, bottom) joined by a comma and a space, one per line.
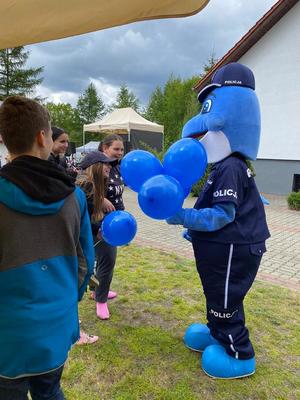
138, 141, 164, 161
191, 164, 212, 197
190, 158, 255, 197
246, 159, 256, 177
287, 191, 300, 211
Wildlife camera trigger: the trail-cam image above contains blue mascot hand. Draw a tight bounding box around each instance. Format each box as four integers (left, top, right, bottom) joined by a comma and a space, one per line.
166, 209, 185, 225
182, 229, 192, 242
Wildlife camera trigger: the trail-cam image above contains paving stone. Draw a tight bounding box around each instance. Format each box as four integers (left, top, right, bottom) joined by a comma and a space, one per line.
124, 189, 300, 291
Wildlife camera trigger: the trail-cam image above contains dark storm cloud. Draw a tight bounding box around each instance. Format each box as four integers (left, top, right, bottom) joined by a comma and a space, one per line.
27, 0, 277, 105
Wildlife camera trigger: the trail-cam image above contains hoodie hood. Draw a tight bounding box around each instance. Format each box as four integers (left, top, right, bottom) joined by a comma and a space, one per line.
0, 155, 75, 215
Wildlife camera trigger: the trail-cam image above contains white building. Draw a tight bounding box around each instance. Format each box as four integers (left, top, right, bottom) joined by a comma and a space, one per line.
194, 0, 300, 194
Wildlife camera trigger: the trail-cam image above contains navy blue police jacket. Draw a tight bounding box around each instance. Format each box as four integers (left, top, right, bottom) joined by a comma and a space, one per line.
190, 153, 270, 244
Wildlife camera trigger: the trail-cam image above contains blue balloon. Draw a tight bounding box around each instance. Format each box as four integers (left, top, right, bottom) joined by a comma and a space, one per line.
101, 211, 137, 246
163, 138, 207, 188
120, 150, 163, 192
138, 174, 184, 220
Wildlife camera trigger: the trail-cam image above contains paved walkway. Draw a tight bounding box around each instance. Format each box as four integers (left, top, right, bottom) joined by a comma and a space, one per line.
124, 188, 300, 291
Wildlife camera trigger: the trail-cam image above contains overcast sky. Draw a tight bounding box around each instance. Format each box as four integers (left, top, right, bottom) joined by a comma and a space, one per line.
27, 0, 278, 108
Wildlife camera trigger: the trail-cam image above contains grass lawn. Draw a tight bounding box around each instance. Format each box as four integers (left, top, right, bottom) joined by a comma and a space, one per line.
63, 245, 300, 400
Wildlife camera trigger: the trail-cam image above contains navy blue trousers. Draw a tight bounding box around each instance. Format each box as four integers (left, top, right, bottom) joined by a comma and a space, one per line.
0, 366, 64, 400
192, 240, 265, 360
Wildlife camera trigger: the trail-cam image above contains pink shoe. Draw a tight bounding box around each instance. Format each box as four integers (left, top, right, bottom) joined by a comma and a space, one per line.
76, 330, 99, 345
96, 302, 110, 320
108, 290, 117, 299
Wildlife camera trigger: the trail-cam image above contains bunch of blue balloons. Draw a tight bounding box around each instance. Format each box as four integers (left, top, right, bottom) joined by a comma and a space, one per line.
120, 138, 208, 220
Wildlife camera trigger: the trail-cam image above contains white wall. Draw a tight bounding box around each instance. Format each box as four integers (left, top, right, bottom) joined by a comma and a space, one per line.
239, 2, 300, 161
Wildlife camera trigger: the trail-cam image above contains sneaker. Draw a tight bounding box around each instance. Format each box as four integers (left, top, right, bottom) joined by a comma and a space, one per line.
96, 302, 110, 320
108, 290, 117, 299
76, 330, 99, 345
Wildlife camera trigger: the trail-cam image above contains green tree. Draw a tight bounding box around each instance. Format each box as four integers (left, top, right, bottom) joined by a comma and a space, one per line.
76, 82, 106, 143
145, 75, 199, 148
0, 47, 43, 100
76, 82, 106, 125
112, 84, 140, 111
144, 54, 218, 149
46, 102, 82, 145
182, 77, 201, 125
202, 51, 218, 75
143, 86, 165, 124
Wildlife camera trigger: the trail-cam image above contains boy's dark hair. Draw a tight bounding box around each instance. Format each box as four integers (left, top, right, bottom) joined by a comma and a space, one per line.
0, 96, 51, 154
98, 133, 123, 151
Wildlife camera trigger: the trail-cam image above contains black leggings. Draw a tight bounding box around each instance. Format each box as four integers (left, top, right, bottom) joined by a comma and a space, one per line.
94, 239, 117, 303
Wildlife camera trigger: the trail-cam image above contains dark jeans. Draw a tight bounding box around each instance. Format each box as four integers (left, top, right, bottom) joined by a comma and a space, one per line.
0, 366, 65, 400
94, 239, 117, 303
192, 240, 265, 360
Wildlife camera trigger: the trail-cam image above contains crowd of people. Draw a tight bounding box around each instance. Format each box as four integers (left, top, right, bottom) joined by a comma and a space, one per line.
0, 96, 125, 399
0, 61, 269, 396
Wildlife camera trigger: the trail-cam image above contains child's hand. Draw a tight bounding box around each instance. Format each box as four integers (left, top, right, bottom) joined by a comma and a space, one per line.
103, 198, 115, 212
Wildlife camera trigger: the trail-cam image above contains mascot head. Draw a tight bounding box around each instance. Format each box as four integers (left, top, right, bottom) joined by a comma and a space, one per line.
182, 62, 261, 162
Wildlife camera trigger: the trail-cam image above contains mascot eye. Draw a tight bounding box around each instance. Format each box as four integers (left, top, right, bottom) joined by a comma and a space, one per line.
201, 99, 212, 114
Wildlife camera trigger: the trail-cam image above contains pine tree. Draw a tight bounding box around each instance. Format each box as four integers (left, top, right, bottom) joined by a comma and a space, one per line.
0, 47, 43, 100
76, 82, 106, 125
202, 51, 218, 76
112, 84, 140, 111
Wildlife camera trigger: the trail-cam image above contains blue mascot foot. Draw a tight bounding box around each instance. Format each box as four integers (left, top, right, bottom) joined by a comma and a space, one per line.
183, 323, 219, 352
202, 345, 256, 379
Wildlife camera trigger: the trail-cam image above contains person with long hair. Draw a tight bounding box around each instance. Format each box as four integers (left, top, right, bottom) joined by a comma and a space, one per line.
77, 150, 119, 321
99, 134, 125, 213
49, 127, 96, 345
49, 126, 78, 178
88, 134, 125, 320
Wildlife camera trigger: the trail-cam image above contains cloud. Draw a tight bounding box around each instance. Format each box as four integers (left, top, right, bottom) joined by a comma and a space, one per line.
26, 0, 277, 107
90, 78, 119, 105
35, 85, 79, 106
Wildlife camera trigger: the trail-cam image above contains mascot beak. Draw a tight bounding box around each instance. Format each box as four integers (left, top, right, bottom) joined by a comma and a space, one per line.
182, 114, 208, 139
182, 112, 225, 139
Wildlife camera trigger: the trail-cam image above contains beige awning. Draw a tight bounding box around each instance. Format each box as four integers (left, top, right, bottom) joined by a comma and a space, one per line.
0, 0, 209, 50
84, 107, 164, 133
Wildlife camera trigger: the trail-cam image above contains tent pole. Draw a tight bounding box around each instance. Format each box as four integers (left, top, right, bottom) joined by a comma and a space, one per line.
128, 128, 130, 143
82, 129, 85, 146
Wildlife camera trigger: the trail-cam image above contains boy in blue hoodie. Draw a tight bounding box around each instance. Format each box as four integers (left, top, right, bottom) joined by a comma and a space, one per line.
0, 96, 94, 399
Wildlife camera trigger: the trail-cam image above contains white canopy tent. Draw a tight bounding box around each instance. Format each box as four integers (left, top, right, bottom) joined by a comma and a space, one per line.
0, 1, 209, 49
76, 141, 100, 154
83, 108, 164, 152
84, 107, 163, 133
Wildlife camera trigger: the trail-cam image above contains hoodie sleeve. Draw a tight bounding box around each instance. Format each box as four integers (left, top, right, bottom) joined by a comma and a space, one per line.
74, 187, 95, 301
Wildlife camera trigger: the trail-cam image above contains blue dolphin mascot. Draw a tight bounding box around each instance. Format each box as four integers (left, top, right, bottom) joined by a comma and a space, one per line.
167, 62, 270, 379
